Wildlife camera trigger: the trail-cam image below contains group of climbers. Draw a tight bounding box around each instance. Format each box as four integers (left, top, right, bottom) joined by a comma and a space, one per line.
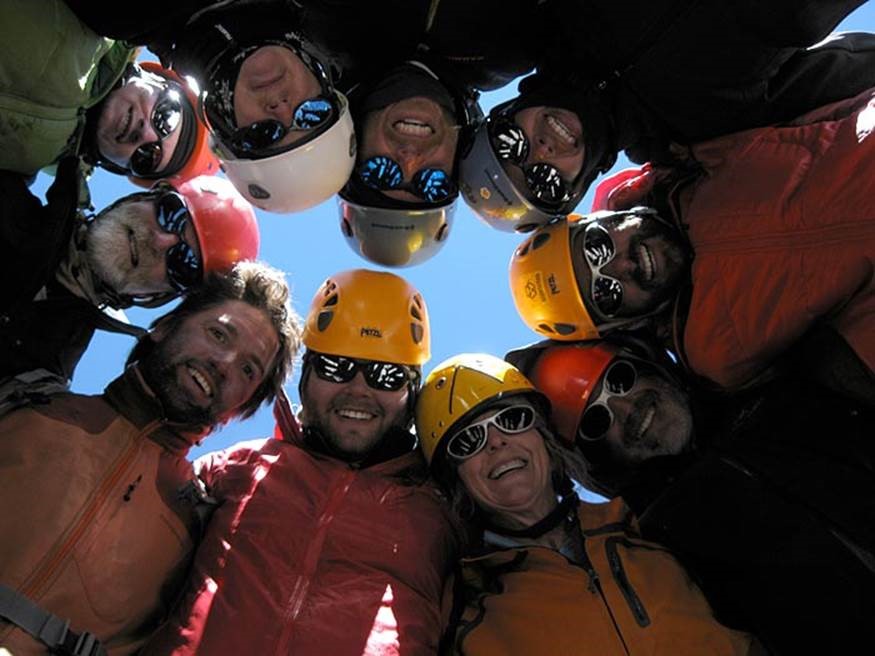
0, 0, 872, 655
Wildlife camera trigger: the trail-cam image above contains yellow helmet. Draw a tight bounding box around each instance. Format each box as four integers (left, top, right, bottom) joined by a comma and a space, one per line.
302, 269, 430, 366
416, 353, 546, 465
508, 214, 599, 341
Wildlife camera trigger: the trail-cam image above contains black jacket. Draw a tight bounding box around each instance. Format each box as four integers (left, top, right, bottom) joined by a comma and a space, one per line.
623, 378, 875, 655
532, 0, 875, 164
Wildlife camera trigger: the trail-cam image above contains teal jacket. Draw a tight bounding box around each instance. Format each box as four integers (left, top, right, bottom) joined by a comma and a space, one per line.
0, 0, 134, 175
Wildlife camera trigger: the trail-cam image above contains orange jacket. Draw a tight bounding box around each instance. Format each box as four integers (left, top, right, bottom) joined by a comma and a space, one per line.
451, 499, 753, 655
0, 368, 206, 654
594, 88, 875, 389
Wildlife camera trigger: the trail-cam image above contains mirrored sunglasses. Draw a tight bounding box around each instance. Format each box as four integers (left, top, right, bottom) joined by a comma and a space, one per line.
231, 97, 335, 153
309, 352, 417, 392
490, 120, 571, 206
129, 86, 184, 176
446, 404, 537, 460
577, 360, 637, 441
154, 191, 202, 291
583, 222, 624, 318
357, 155, 456, 203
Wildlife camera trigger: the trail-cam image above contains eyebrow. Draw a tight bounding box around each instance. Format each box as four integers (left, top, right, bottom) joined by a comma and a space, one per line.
214, 316, 268, 377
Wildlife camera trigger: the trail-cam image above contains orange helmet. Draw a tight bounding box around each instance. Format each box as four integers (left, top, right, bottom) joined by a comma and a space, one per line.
174, 175, 259, 274
129, 62, 219, 188
508, 214, 598, 341
528, 342, 619, 445
302, 269, 430, 366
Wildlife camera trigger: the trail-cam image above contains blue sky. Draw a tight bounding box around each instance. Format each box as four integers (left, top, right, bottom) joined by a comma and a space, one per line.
33, 5, 873, 459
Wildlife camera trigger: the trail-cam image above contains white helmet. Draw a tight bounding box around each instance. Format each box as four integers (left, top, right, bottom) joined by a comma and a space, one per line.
214, 92, 356, 213
337, 196, 455, 268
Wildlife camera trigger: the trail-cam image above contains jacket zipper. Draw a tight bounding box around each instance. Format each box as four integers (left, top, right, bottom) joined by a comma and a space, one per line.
274, 468, 356, 655
15, 422, 150, 603
605, 537, 652, 627
576, 543, 631, 656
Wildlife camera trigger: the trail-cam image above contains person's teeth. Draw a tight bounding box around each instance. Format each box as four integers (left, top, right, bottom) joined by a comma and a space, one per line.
546, 115, 575, 145
188, 366, 213, 397
394, 119, 434, 136
337, 408, 375, 420
489, 459, 526, 480
638, 243, 655, 281
635, 405, 655, 440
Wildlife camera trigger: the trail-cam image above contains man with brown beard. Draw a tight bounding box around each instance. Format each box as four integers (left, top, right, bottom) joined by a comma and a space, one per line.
0, 260, 301, 655
0, 172, 259, 409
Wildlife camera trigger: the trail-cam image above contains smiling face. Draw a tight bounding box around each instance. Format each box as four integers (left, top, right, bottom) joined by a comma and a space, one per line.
501, 105, 585, 194
584, 359, 693, 467
140, 300, 280, 426
232, 45, 322, 149
300, 358, 411, 459
456, 408, 556, 529
85, 197, 201, 297
359, 96, 459, 202
96, 75, 184, 174
571, 212, 688, 321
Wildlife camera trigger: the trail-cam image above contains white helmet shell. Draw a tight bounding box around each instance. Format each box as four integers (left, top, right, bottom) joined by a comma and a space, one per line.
216, 93, 356, 214
337, 196, 455, 268
459, 120, 560, 233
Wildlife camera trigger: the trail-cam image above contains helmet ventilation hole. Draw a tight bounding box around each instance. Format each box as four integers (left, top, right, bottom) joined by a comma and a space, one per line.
324, 293, 338, 307
517, 222, 539, 234
341, 218, 353, 237
317, 311, 334, 332
436, 223, 449, 241
538, 323, 555, 334
532, 232, 551, 250
554, 323, 576, 335
411, 322, 424, 345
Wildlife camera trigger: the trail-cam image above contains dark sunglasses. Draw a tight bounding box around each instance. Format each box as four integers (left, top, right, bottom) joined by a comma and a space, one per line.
446, 404, 537, 460
129, 86, 184, 177
154, 191, 202, 292
582, 222, 624, 318
357, 156, 456, 203
490, 120, 572, 206
577, 360, 637, 441
230, 97, 335, 153
308, 352, 418, 392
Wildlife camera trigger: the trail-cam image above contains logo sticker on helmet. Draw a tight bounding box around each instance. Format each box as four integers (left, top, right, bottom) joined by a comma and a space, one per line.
360, 327, 382, 338
525, 281, 538, 299
248, 184, 271, 200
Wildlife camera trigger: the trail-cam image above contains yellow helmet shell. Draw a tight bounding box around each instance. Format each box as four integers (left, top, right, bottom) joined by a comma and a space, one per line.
508, 215, 599, 341
303, 269, 430, 365
416, 353, 544, 464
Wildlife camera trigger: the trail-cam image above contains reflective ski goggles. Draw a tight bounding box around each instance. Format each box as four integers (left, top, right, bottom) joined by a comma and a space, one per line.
154, 191, 202, 291
446, 404, 537, 460
307, 352, 418, 392
490, 119, 571, 206
577, 359, 637, 441
356, 156, 456, 203
582, 222, 624, 318
230, 97, 335, 153
129, 85, 185, 176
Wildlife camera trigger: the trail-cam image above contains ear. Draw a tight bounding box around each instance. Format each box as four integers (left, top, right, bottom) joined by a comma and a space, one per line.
149, 316, 173, 343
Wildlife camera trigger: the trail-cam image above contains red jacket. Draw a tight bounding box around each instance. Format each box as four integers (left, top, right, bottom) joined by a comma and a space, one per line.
0, 367, 204, 655
594, 88, 875, 389
145, 394, 457, 655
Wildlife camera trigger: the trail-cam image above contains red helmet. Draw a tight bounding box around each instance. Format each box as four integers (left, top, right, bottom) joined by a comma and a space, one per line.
175, 175, 260, 274
130, 62, 219, 188
529, 342, 620, 445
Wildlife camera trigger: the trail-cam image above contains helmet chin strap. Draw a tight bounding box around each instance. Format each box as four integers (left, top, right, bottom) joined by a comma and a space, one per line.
485, 481, 579, 539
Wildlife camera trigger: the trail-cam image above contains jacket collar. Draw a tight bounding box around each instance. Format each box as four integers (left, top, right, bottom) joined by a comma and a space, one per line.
104, 364, 211, 456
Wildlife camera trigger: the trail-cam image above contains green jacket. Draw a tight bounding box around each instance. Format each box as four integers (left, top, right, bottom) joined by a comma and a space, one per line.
0, 0, 135, 175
